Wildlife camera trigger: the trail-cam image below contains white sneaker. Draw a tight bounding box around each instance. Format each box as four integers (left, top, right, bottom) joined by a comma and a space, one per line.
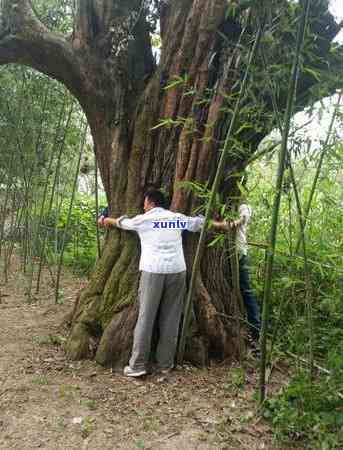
123, 366, 147, 377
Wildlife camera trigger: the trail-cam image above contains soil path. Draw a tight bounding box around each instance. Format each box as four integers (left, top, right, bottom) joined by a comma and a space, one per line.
0, 260, 286, 450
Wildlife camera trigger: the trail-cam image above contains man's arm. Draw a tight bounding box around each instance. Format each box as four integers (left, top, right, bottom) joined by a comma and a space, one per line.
102, 215, 141, 231
183, 215, 205, 232
184, 216, 233, 232
103, 217, 119, 228
211, 205, 251, 231
182, 214, 238, 233
209, 218, 244, 231
210, 220, 230, 231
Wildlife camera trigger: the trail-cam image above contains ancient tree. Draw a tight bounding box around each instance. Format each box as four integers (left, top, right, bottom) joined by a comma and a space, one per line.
1, 0, 342, 367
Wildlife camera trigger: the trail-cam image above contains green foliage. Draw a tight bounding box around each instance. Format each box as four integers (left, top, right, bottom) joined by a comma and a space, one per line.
245, 127, 343, 447
31, 0, 74, 34
182, 108, 343, 448
32, 375, 49, 385
224, 367, 246, 392
80, 416, 92, 438
80, 399, 97, 411
151, 116, 195, 132
56, 416, 66, 431
263, 372, 343, 449
58, 383, 81, 399
48, 195, 101, 275
0, 65, 81, 181
163, 74, 189, 91
33, 334, 66, 346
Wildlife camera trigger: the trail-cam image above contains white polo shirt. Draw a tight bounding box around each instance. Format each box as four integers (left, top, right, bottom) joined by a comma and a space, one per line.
117, 207, 204, 274
237, 204, 252, 256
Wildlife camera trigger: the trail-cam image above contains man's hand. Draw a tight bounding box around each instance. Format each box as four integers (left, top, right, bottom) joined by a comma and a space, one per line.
210, 220, 230, 231
210, 218, 243, 231
98, 216, 106, 227
103, 217, 118, 228
229, 219, 241, 229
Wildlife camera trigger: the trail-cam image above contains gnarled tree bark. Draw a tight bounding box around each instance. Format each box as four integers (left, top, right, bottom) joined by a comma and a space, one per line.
1, 0, 342, 367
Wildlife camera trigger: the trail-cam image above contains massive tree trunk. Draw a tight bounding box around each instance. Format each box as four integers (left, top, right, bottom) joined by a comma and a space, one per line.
1, 0, 342, 367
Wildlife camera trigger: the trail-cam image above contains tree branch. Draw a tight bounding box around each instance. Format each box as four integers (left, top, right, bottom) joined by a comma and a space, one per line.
0, 0, 82, 99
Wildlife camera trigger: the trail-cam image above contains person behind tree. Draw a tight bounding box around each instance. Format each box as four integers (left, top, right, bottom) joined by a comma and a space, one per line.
231, 202, 260, 343
224, 177, 261, 344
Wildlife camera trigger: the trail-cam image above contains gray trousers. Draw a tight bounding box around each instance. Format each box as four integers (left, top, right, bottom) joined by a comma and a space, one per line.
129, 271, 186, 371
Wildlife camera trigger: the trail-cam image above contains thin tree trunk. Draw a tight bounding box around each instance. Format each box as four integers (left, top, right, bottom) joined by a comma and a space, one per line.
3, 189, 25, 282
25, 87, 51, 301
227, 226, 245, 362
55, 125, 87, 303
35, 104, 73, 292
95, 158, 101, 260
0, 152, 15, 258
34, 99, 68, 292
289, 161, 314, 377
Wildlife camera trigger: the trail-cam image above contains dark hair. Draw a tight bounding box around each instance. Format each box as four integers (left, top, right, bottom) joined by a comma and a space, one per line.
144, 188, 165, 207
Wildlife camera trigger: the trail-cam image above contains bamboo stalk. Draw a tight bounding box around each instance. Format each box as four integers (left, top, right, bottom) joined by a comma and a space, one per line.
289, 161, 314, 377
54, 124, 88, 304
3, 188, 25, 282
25, 86, 51, 302
259, 0, 312, 404
95, 157, 101, 260
227, 225, 244, 361
261, 25, 316, 384
34, 98, 67, 281
0, 152, 15, 258
35, 103, 73, 293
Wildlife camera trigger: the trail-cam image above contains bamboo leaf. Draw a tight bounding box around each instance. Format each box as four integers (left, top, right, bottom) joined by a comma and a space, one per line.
303, 67, 321, 82
164, 75, 188, 91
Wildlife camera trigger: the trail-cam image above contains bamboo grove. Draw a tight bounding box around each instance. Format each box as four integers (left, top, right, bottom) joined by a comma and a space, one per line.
0, 67, 100, 300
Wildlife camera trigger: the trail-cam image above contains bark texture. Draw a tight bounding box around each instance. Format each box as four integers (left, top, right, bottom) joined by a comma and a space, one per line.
1, 0, 342, 367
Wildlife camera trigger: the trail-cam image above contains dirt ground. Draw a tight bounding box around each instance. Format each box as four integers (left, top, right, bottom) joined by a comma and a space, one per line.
0, 258, 295, 450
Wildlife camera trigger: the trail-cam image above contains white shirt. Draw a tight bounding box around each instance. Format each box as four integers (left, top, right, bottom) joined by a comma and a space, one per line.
237, 204, 252, 256
117, 207, 204, 274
